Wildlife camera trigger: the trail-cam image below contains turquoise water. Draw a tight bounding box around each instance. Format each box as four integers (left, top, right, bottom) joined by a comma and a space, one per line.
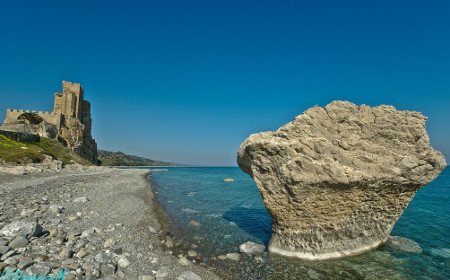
150, 167, 450, 280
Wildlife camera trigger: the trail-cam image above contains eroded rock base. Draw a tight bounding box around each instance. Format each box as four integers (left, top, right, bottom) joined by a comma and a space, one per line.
264, 183, 419, 260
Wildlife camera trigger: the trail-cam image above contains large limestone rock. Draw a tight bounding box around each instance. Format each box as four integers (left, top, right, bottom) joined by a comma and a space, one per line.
237, 101, 446, 260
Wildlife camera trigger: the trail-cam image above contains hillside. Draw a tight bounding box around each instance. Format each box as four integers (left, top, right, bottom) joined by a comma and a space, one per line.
98, 150, 178, 166
0, 134, 92, 165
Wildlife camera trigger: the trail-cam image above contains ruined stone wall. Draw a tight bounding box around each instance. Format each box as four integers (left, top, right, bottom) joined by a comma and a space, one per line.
53, 93, 63, 115
2, 109, 59, 140
4, 109, 61, 126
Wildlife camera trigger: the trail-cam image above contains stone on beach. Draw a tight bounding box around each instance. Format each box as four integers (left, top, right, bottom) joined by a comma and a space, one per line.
0, 221, 43, 238
117, 256, 131, 270
177, 271, 202, 280
26, 263, 53, 276
237, 101, 446, 260
94, 252, 111, 263
179, 256, 191, 266
73, 196, 88, 203
49, 205, 63, 214
103, 237, 117, 248
1, 250, 17, 261
156, 267, 169, 278
0, 246, 9, 255
17, 260, 34, 270
59, 248, 74, 259
76, 248, 89, 259
9, 236, 29, 249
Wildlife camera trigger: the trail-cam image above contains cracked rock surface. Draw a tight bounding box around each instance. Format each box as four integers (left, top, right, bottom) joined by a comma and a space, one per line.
237, 101, 446, 260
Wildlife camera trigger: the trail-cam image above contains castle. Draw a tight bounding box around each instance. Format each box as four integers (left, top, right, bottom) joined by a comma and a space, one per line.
1, 81, 98, 164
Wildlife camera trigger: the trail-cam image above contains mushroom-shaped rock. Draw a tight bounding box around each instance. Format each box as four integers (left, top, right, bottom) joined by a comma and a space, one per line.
237, 101, 446, 260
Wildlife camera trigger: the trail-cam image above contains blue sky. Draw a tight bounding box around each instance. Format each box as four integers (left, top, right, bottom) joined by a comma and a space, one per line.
0, 0, 449, 166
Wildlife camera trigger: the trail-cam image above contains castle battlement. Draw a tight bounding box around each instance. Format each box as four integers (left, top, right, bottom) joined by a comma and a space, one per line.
7, 109, 53, 115
37, 111, 53, 115
7, 109, 25, 113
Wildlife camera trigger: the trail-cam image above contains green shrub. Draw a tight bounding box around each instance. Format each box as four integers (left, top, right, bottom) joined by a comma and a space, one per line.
18, 112, 44, 125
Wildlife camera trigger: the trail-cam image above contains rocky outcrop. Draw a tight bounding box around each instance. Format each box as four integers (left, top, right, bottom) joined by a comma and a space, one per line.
0, 155, 63, 175
0, 130, 40, 143
237, 101, 446, 260
1, 120, 58, 140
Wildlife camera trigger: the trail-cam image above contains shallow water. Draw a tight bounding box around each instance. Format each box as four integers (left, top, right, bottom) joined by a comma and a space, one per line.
149, 167, 450, 280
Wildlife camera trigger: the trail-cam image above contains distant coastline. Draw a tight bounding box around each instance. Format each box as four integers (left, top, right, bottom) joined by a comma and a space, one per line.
97, 150, 180, 167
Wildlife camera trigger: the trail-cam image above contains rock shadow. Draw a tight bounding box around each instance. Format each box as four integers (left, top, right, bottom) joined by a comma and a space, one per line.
223, 207, 272, 245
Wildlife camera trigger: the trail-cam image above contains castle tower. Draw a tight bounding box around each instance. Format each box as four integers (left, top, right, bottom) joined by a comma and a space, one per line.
53, 81, 84, 120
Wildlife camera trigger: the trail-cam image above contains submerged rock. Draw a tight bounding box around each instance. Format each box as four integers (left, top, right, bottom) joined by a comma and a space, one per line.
187, 250, 198, 257
188, 220, 200, 227
182, 208, 199, 214
386, 236, 422, 253
179, 256, 191, 266
429, 248, 450, 259
239, 241, 265, 254
237, 101, 446, 260
225, 253, 241, 261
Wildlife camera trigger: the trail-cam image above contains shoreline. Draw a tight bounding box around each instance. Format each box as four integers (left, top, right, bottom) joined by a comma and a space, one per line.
0, 167, 221, 280
148, 172, 232, 280
147, 169, 267, 280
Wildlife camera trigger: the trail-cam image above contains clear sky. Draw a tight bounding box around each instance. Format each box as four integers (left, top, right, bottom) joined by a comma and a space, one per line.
1, 1, 449, 166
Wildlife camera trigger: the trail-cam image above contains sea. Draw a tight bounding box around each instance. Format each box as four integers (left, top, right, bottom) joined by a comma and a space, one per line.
148, 167, 450, 280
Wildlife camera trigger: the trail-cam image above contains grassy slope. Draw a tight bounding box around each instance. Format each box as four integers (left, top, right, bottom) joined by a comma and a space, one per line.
98, 150, 177, 166
0, 134, 91, 165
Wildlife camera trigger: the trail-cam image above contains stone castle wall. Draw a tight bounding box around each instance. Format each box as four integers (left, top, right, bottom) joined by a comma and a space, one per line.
5, 109, 61, 126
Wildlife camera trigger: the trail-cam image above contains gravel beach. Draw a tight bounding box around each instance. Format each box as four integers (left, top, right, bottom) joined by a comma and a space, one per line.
0, 167, 221, 280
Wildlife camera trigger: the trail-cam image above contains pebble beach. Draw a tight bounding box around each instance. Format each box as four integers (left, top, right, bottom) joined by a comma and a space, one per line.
0, 167, 221, 280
